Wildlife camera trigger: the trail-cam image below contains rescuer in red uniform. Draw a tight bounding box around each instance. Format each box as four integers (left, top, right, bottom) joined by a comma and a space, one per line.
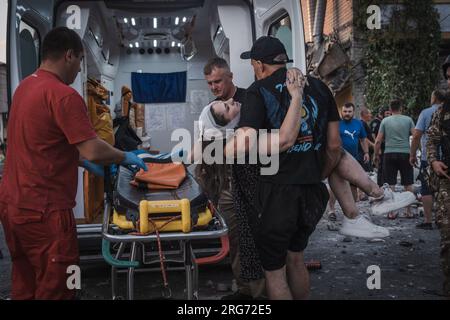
0, 27, 146, 300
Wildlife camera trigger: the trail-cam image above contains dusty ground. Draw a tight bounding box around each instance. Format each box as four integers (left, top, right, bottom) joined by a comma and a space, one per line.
0, 198, 446, 300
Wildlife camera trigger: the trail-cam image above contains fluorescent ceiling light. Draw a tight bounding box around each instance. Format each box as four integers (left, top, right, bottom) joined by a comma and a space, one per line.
123, 18, 128, 23
131, 17, 136, 26
171, 41, 175, 47
154, 40, 157, 47
182, 17, 187, 23
175, 17, 179, 25
153, 18, 158, 28
135, 42, 139, 48
177, 43, 181, 47
129, 43, 133, 48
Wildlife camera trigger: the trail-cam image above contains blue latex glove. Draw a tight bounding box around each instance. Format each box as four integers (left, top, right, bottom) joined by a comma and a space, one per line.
82, 160, 104, 177
121, 152, 148, 171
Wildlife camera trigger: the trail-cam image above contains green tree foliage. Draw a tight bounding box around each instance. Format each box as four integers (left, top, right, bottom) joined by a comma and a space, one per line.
354, 0, 441, 117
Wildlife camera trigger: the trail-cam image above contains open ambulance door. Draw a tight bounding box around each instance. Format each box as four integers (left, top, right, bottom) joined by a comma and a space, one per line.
7, 0, 54, 102
7, 0, 87, 223
252, 0, 306, 73
214, 0, 305, 88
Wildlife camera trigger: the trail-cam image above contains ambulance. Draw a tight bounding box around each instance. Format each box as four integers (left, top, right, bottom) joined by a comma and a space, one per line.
4, 0, 306, 257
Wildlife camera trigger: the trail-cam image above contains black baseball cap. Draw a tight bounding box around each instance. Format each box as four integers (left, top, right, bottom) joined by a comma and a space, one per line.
240, 36, 293, 65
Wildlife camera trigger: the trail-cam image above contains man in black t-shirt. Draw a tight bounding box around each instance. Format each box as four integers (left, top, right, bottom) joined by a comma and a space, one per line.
358, 107, 374, 172
229, 36, 340, 299
370, 107, 389, 140
370, 106, 391, 185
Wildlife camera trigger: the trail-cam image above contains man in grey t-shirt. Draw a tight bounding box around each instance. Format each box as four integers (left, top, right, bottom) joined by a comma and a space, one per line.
375, 99, 415, 218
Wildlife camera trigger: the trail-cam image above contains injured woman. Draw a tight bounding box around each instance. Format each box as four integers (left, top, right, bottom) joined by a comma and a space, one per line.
191, 98, 416, 239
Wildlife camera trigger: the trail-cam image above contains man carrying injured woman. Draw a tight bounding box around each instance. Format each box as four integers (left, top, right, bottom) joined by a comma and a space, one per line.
194, 88, 415, 239
192, 38, 416, 300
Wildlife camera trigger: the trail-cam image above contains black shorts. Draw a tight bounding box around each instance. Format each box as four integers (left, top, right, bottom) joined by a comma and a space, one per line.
376, 154, 384, 187
382, 153, 414, 186
254, 181, 328, 271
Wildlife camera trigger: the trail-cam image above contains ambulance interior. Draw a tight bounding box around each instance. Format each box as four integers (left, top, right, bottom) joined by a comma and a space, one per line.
10, 0, 303, 252
56, 0, 257, 152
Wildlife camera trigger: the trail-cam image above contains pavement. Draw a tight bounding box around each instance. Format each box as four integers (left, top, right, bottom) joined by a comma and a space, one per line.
0, 199, 446, 300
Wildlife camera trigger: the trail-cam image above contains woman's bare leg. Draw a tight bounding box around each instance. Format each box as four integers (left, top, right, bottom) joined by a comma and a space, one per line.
328, 171, 359, 219
328, 187, 337, 214
334, 151, 383, 198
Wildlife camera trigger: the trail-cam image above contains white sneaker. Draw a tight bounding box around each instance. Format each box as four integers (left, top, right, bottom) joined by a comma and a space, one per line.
339, 215, 390, 238
370, 184, 416, 216
369, 183, 394, 202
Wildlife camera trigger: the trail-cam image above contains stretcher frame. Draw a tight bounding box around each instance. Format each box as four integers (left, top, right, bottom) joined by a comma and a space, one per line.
101, 193, 228, 300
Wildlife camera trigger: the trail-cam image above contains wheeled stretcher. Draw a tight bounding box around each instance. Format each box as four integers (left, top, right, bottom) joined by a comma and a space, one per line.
101, 162, 228, 300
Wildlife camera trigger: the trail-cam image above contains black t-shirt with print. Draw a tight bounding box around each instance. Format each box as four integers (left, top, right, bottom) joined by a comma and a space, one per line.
363, 121, 373, 143
238, 67, 340, 185
370, 117, 385, 151
357, 120, 373, 158
370, 118, 381, 136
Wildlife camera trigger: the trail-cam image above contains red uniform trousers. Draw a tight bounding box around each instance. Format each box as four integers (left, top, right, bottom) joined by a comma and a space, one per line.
0, 202, 79, 300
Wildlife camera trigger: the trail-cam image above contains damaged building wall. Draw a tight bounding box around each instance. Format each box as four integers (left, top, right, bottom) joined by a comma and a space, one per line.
301, 0, 354, 111
302, 0, 316, 43
323, 0, 353, 44
301, 0, 450, 114
301, 0, 352, 44
350, 0, 366, 111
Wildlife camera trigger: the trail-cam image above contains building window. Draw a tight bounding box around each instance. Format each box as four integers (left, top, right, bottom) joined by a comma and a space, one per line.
19, 20, 40, 80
